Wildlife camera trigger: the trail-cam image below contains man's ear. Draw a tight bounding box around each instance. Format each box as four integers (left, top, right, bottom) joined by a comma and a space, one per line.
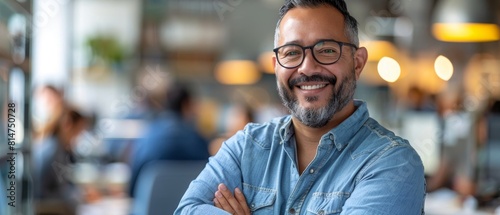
353, 47, 368, 80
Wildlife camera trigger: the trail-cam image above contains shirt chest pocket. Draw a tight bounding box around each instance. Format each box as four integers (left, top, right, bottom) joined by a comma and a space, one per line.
242, 183, 276, 214
306, 192, 350, 215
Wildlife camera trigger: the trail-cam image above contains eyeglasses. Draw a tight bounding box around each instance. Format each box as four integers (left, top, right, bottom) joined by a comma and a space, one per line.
273, 39, 358, 69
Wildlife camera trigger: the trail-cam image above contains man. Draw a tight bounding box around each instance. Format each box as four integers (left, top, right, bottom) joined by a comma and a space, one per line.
175, 0, 426, 214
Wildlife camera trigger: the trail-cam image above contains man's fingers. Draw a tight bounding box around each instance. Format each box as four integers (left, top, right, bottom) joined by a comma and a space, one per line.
218, 184, 246, 215
234, 188, 251, 214
214, 198, 222, 209
215, 190, 235, 214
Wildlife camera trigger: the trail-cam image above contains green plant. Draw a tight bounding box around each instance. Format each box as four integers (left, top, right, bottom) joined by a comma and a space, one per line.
86, 35, 125, 65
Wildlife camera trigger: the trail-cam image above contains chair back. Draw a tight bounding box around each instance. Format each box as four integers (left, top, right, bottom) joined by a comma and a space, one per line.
131, 160, 206, 215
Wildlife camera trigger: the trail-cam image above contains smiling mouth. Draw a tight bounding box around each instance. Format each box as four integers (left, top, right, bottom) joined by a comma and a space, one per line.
298, 84, 327, 90
289, 75, 337, 91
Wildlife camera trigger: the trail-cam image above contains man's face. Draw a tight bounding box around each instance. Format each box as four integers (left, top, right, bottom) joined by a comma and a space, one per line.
274, 6, 361, 128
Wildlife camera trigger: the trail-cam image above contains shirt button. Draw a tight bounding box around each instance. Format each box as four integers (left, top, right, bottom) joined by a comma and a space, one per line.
289, 208, 296, 214
329, 134, 334, 140
309, 168, 315, 174
250, 203, 255, 209
318, 210, 325, 215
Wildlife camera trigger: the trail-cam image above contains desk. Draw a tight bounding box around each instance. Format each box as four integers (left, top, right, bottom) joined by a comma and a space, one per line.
425, 189, 497, 215
74, 162, 131, 215
77, 197, 131, 215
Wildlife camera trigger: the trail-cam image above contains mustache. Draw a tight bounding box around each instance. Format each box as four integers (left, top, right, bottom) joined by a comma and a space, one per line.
288, 74, 337, 89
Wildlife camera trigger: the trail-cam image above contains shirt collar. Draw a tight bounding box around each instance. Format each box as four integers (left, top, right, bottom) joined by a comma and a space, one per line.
279, 100, 370, 150
279, 116, 294, 143
328, 100, 370, 151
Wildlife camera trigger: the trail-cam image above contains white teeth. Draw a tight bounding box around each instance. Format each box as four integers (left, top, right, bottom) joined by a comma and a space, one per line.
300, 84, 326, 90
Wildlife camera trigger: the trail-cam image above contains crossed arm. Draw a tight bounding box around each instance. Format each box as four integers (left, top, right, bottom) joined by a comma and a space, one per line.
174, 133, 252, 215
176, 131, 425, 214
213, 183, 250, 215
210, 146, 426, 215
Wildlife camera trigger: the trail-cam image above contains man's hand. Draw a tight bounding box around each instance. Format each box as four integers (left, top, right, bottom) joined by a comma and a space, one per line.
213, 183, 251, 215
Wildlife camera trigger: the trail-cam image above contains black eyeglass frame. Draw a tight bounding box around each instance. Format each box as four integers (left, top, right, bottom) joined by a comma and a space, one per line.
272, 39, 358, 69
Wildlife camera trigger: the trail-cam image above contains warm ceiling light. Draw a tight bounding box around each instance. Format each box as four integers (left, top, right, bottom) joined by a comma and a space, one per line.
215, 60, 261, 85
360, 40, 398, 62
432, 0, 500, 42
433, 23, 500, 42
434, 55, 454, 81
377, 57, 401, 83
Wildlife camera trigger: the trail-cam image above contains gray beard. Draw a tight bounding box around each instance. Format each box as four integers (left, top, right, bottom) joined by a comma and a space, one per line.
277, 71, 357, 128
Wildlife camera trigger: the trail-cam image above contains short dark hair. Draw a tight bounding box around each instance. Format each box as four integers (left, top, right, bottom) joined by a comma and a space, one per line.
165, 82, 192, 114
274, 0, 359, 47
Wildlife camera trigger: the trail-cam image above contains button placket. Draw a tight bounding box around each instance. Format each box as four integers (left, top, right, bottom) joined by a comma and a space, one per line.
309, 168, 315, 174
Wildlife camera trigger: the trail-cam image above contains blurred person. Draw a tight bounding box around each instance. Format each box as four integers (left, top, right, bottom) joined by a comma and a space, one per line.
209, 103, 254, 155
31, 85, 66, 143
426, 93, 477, 203
406, 86, 437, 112
128, 81, 210, 198
33, 107, 89, 215
175, 0, 425, 214
476, 99, 500, 203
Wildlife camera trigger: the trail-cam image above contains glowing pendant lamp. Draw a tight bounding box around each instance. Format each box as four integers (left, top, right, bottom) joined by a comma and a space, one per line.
432, 0, 500, 42
215, 60, 261, 85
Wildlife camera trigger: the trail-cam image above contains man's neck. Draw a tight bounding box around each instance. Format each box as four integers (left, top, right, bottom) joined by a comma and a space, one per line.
292, 101, 357, 173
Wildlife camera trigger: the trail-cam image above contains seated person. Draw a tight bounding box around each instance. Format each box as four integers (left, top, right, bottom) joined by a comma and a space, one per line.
33, 107, 89, 215
128, 82, 210, 197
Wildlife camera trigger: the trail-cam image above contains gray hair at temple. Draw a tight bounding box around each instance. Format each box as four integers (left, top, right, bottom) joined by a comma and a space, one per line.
273, 0, 359, 48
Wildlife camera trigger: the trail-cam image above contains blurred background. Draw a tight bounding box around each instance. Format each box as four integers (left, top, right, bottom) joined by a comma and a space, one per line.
1, 0, 500, 214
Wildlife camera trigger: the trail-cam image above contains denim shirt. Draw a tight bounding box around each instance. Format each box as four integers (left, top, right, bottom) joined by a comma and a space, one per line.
175, 100, 426, 215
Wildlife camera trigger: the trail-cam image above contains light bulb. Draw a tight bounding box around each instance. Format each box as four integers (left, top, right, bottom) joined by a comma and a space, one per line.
377, 57, 401, 83
434, 55, 453, 81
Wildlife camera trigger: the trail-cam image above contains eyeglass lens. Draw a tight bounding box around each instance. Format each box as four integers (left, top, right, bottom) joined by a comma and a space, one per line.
276, 41, 342, 68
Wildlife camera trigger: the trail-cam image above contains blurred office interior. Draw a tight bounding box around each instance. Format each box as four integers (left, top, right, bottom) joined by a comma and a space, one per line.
1, 0, 500, 214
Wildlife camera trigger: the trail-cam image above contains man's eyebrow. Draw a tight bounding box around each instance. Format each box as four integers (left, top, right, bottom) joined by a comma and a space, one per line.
281, 38, 339, 46
282, 40, 302, 46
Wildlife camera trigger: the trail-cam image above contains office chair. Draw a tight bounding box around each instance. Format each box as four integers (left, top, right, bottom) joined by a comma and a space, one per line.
130, 160, 207, 215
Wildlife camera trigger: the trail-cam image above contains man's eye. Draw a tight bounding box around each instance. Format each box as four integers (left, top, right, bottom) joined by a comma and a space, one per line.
285, 51, 301, 57
319, 49, 337, 54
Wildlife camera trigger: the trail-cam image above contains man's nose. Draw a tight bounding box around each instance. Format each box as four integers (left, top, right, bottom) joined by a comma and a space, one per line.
297, 49, 320, 76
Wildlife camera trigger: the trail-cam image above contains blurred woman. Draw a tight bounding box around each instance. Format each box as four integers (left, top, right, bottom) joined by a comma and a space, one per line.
33, 107, 89, 215
31, 85, 66, 143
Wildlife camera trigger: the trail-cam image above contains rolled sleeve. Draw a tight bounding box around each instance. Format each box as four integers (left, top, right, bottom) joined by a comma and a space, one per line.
175, 132, 245, 215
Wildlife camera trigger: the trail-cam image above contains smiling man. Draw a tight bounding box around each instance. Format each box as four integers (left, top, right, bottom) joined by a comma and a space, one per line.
175, 0, 426, 214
